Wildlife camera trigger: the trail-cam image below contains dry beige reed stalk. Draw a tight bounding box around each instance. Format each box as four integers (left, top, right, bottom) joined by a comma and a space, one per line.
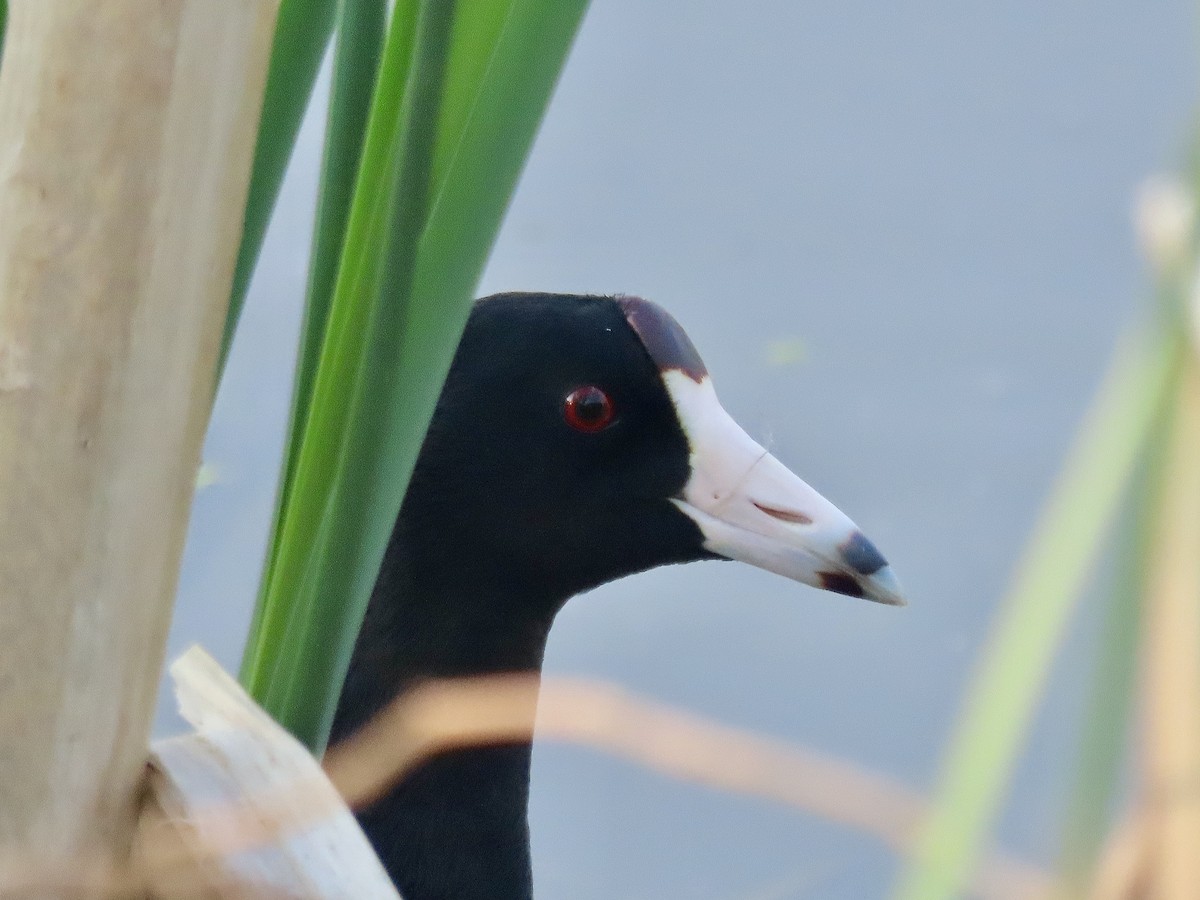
0, 657, 1055, 898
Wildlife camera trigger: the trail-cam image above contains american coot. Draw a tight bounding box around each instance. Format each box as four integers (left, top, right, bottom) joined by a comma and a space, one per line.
330, 292, 903, 900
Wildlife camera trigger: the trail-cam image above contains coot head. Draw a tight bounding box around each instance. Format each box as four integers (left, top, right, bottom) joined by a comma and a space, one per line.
403, 291, 903, 609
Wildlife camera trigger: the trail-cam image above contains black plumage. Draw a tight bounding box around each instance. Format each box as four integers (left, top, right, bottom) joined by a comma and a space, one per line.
330, 292, 902, 900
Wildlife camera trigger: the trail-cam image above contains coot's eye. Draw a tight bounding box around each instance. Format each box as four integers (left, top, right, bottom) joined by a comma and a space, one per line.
563, 386, 615, 433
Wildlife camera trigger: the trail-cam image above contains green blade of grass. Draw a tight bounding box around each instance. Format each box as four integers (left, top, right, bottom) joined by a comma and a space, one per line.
241, 0, 423, 698
412, 0, 591, 337
892, 324, 1182, 900
268, 0, 458, 743
429, 1, 515, 194
218, 0, 339, 376
1056, 363, 1177, 891
273, 0, 508, 522
291, 0, 386, 442
1052, 168, 1194, 892
241, 0, 386, 668
241, 0, 590, 752
1, 0, 7, 64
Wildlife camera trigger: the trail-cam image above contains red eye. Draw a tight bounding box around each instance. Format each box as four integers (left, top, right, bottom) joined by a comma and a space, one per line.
564, 386, 615, 433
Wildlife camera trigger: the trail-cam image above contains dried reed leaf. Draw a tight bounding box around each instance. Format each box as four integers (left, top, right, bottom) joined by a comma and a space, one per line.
324, 673, 1054, 900
1, 647, 1053, 898
138, 645, 398, 899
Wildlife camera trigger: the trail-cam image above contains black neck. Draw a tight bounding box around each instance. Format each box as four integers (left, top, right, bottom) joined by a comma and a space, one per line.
331, 520, 562, 900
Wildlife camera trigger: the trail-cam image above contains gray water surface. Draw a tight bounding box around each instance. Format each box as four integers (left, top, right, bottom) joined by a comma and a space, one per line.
164, 3, 1196, 897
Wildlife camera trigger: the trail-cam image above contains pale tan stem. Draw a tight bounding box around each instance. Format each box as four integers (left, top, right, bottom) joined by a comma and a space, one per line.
324, 673, 1055, 900
1136, 354, 1200, 898
0, 0, 278, 875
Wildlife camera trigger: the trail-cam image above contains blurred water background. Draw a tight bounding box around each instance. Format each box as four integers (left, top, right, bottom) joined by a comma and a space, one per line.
162, 3, 1196, 897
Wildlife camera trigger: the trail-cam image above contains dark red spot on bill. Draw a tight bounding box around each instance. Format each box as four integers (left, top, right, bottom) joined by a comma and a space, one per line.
818, 571, 866, 598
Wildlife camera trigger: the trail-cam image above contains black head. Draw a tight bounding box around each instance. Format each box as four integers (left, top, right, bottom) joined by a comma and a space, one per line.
400, 293, 712, 608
